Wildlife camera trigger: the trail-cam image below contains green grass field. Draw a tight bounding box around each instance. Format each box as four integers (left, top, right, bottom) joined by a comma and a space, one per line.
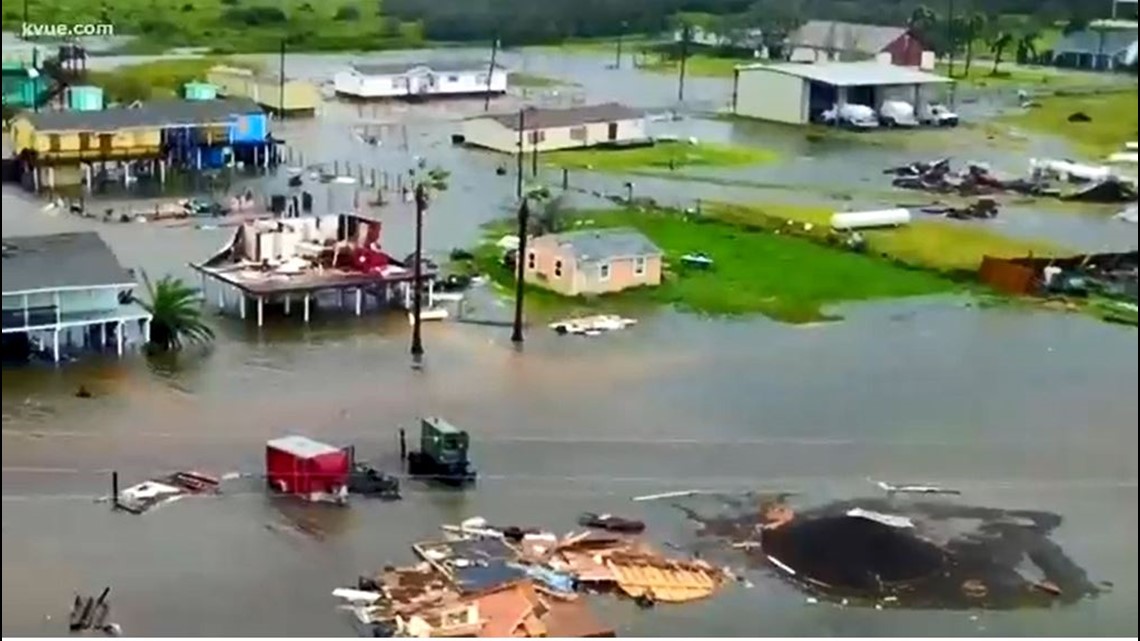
543, 141, 778, 172
507, 72, 573, 88
87, 57, 259, 103
1000, 88, 1139, 159
460, 205, 962, 323
637, 53, 742, 78
4, 0, 422, 53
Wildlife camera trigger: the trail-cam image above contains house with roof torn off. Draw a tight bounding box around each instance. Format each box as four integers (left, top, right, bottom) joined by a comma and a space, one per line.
332, 61, 508, 100
525, 228, 663, 297
787, 20, 929, 67
461, 103, 647, 154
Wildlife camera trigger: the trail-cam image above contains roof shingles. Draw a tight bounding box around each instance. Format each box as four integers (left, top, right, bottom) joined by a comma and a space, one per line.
2, 232, 135, 294
547, 228, 661, 264
485, 103, 643, 130
20, 97, 263, 133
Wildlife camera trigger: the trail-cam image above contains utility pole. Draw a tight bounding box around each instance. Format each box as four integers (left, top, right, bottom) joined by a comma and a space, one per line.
614, 21, 628, 69
484, 37, 499, 112
23, 0, 29, 27
515, 109, 525, 198
278, 39, 286, 117
510, 197, 530, 345
410, 183, 427, 361
677, 24, 690, 103
946, 0, 956, 77
531, 137, 538, 177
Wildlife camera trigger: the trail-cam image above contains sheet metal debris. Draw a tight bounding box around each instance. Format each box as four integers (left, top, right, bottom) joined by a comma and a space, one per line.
885, 157, 1138, 204
116, 471, 221, 514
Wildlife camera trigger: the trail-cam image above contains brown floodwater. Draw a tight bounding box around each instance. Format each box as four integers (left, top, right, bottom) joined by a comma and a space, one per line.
3, 50, 1138, 636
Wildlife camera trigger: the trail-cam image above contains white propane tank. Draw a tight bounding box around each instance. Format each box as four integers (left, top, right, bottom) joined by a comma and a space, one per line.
830, 208, 912, 231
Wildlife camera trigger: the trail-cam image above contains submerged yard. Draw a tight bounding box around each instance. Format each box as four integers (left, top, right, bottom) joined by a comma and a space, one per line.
543, 141, 778, 172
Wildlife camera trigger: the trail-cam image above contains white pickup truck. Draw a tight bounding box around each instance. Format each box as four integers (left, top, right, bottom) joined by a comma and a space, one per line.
918, 103, 960, 127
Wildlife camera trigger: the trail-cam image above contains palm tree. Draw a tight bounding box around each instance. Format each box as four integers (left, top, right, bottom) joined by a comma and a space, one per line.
137, 272, 213, 351
1016, 30, 1039, 64
961, 13, 986, 77
989, 30, 1014, 74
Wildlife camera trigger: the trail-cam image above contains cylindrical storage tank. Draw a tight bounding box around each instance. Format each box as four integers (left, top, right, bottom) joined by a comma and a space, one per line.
830, 208, 911, 231
67, 85, 104, 111
183, 82, 218, 101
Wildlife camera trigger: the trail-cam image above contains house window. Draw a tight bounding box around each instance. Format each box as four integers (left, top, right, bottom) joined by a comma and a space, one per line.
633, 256, 647, 276
527, 252, 536, 270
527, 130, 546, 145
447, 75, 460, 82
554, 260, 563, 278
48, 134, 61, 152
78, 132, 91, 150
569, 126, 587, 141
599, 262, 611, 281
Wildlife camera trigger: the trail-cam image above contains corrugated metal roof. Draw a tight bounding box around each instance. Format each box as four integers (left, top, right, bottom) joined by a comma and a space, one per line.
790, 20, 910, 55
1, 232, 135, 294
266, 435, 342, 458
484, 103, 644, 130
19, 97, 263, 132
737, 61, 953, 86
351, 60, 502, 76
547, 228, 661, 264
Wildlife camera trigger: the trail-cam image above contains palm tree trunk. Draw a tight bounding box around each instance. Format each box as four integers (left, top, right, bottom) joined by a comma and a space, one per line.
964, 40, 973, 76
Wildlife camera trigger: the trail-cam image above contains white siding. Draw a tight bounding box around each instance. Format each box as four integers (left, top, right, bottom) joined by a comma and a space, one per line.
462, 117, 648, 153
334, 67, 508, 99
734, 69, 808, 124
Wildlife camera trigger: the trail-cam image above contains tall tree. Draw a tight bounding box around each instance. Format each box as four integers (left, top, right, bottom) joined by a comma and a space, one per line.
1015, 29, 1040, 64
989, 30, 1014, 74
960, 13, 986, 77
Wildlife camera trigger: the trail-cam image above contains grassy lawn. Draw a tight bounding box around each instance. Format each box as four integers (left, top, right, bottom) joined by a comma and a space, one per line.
543, 141, 778, 172
7, 0, 422, 53
708, 202, 1067, 273
508, 72, 574, 88
526, 36, 661, 55
637, 54, 742, 78
87, 57, 260, 103
934, 62, 1128, 91
1000, 88, 1139, 159
459, 205, 960, 323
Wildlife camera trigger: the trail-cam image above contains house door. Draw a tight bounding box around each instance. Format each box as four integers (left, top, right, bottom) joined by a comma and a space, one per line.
99, 134, 113, 155
607, 122, 619, 141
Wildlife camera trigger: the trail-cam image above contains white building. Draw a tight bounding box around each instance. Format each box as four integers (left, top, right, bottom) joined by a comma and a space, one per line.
732, 62, 953, 125
461, 103, 647, 154
332, 61, 508, 100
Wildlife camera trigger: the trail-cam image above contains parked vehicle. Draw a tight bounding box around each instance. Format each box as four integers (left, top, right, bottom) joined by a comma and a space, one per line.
821, 103, 879, 129
919, 103, 960, 127
879, 100, 919, 128
406, 417, 477, 487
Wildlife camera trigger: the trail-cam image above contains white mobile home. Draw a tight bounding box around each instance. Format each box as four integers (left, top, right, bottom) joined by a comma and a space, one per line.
732, 62, 952, 125
333, 61, 508, 99
461, 103, 647, 154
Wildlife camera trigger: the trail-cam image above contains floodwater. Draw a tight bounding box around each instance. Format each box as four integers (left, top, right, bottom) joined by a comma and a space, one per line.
3, 49, 1138, 637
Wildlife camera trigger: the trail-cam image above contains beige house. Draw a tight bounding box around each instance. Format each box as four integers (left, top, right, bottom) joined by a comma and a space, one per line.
207, 65, 320, 116
462, 103, 647, 153
525, 228, 663, 297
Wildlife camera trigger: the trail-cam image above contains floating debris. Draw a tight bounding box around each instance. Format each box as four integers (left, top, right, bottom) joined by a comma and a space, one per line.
549, 315, 637, 336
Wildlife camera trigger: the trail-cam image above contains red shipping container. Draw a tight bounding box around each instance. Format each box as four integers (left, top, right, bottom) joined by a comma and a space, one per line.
265, 436, 350, 502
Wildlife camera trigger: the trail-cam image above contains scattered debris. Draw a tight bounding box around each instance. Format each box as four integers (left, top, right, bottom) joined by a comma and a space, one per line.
69, 588, 119, 636
888, 157, 1137, 203
578, 512, 646, 534
633, 490, 702, 502
116, 471, 221, 514
1114, 204, 1138, 224
342, 515, 724, 636
679, 253, 715, 269
874, 480, 962, 496
549, 315, 637, 336
678, 493, 1103, 610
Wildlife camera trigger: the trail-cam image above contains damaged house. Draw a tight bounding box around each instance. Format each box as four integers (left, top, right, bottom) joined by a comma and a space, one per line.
191, 213, 437, 326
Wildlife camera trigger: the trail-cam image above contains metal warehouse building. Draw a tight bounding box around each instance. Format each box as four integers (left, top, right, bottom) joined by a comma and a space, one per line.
731, 62, 953, 125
